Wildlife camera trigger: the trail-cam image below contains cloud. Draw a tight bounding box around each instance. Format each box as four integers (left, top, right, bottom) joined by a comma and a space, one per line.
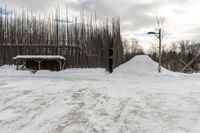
65, 0, 156, 32
0, 0, 199, 43
0, 0, 59, 11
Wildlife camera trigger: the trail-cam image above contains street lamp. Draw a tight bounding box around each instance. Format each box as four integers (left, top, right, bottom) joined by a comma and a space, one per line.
148, 28, 162, 73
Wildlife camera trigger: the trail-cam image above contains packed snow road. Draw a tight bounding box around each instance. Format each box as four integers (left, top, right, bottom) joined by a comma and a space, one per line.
1, 75, 200, 133
0, 55, 200, 133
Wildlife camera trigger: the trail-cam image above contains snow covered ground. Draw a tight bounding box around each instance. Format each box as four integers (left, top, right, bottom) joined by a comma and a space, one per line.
0, 55, 200, 133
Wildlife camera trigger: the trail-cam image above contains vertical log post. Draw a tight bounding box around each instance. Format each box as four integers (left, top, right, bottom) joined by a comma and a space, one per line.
36, 59, 43, 70
16, 60, 19, 70
59, 59, 62, 70
38, 61, 41, 70
108, 45, 113, 73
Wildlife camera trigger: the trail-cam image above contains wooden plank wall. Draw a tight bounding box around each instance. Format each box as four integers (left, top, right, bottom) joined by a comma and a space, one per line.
0, 45, 107, 69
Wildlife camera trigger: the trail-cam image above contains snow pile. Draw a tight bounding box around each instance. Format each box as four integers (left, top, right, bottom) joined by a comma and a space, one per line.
114, 55, 171, 75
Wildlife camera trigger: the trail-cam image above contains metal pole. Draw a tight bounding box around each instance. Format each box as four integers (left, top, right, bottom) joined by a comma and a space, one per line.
158, 28, 162, 73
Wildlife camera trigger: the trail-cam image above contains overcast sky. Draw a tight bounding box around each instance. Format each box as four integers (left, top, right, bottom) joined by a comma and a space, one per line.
0, 0, 200, 49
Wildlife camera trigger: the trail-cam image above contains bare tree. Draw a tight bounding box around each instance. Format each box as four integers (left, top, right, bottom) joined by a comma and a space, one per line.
123, 38, 144, 62
148, 0, 167, 72
123, 39, 130, 54
170, 42, 178, 52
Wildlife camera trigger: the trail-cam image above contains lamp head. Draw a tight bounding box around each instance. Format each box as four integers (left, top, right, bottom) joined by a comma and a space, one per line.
147, 32, 156, 35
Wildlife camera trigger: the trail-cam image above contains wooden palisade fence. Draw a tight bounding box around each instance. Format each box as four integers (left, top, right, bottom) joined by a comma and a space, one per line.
0, 7, 123, 70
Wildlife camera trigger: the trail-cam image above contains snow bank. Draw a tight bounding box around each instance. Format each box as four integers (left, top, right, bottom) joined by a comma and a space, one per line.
114, 55, 171, 75
36, 68, 108, 78
0, 65, 32, 76
0, 65, 108, 78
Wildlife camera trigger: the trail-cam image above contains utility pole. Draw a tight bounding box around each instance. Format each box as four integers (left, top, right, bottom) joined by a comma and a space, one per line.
158, 28, 161, 73
148, 28, 162, 73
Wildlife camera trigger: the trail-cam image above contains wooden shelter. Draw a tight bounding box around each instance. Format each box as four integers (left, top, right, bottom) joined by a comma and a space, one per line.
13, 55, 66, 71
